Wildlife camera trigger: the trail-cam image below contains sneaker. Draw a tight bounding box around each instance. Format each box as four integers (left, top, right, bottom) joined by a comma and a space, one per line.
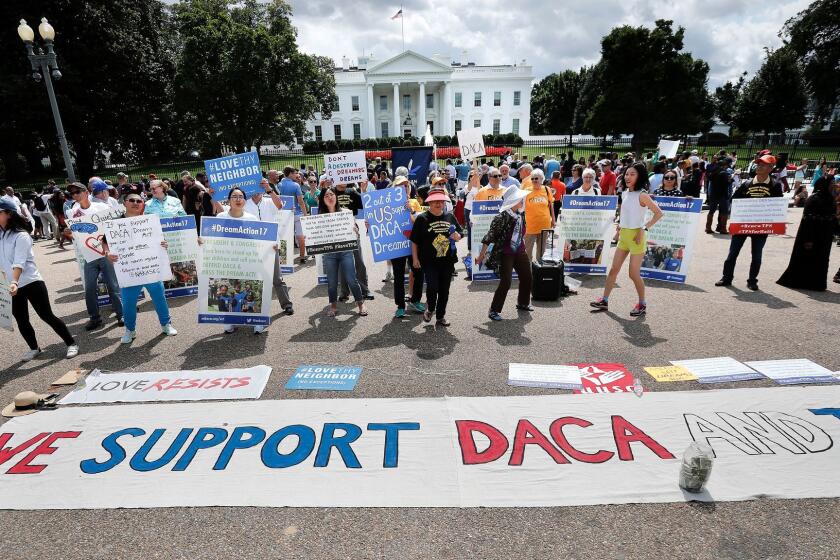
22, 348, 42, 362
488, 311, 503, 321
516, 304, 534, 311
120, 330, 137, 344
395, 308, 406, 318
65, 344, 79, 359
84, 318, 102, 331
364, 293, 375, 300
384, 271, 394, 282
714, 278, 732, 287
116, 318, 125, 327
223, 325, 235, 334
408, 301, 426, 313
746, 280, 759, 291
630, 303, 647, 317
162, 324, 178, 336
283, 305, 294, 316
436, 318, 451, 327
254, 325, 266, 335
589, 298, 609, 311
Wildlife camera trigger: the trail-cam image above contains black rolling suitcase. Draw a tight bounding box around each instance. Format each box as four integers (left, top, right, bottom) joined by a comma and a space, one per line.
531, 229, 565, 301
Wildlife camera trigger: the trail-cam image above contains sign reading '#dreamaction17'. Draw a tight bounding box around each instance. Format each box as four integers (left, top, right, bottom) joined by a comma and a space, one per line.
555, 195, 618, 274
470, 200, 509, 281
324, 151, 368, 185
3, 386, 840, 510
299, 211, 358, 255
362, 186, 412, 262
277, 195, 296, 274
160, 215, 199, 298
640, 197, 702, 283
729, 197, 788, 235
103, 214, 172, 288
197, 217, 277, 326
204, 150, 263, 201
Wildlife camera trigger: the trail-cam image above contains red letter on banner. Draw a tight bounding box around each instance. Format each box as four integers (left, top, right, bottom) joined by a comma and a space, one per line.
455, 420, 508, 465
6, 432, 82, 474
549, 417, 615, 464
611, 416, 674, 461
508, 419, 570, 466
0, 433, 50, 470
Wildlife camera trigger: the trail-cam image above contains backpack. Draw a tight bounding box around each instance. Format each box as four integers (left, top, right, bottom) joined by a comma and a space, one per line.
34, 196, 46, 212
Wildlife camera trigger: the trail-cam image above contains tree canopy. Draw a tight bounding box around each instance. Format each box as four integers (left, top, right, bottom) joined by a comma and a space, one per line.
713, 73, 746, 130
529, 68, 589, 136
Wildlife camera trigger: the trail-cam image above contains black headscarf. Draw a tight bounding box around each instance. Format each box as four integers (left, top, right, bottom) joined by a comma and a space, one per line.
805, 177, 835, 219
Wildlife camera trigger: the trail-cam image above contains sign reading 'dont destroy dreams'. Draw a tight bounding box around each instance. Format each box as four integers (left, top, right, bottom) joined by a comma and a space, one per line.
324, 151, 368, 185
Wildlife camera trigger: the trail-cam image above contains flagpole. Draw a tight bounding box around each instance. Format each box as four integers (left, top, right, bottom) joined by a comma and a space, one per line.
401, 4, 405, 52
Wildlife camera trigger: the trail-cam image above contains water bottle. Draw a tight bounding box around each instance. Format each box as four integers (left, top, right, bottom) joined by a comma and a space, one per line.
632, 375, 644, 397
678, 442, 714, 493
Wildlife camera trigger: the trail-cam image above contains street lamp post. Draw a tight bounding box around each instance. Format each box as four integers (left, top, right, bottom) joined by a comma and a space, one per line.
17, 18, 76, 182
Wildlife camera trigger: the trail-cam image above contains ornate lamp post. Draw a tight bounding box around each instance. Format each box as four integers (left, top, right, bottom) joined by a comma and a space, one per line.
17, 18, 76, 182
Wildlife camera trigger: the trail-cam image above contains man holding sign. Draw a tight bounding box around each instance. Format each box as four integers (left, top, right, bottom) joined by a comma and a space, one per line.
457, 128, 486, 161
715, 152, 784, 291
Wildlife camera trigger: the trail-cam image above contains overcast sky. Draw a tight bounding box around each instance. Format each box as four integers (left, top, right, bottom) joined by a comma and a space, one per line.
287, 0, 812, 88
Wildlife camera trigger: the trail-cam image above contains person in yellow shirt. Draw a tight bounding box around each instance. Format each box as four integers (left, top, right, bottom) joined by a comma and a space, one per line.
474, 168, 506, 201
522, 169, 555, 260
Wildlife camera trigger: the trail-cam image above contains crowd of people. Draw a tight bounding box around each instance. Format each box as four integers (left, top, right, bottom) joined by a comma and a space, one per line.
1, 147, 838, 363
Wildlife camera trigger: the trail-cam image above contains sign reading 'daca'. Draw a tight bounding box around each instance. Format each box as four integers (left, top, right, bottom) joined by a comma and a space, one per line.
457, 128, 486, 161
204, 150, 263, 202
324, 151, 368, 185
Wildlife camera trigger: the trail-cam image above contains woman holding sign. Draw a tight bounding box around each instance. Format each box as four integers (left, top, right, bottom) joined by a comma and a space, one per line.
590, 162, 663, 316
390, 176, 425, 318
0, 200, 78, 361
318, 188, 368, 317
103, 194, 178, 344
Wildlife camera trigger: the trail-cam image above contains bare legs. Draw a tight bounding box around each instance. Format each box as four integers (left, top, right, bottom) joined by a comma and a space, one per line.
602, 249, 645, 302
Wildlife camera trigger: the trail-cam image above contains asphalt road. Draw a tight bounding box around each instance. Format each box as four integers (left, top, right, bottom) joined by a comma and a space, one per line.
1, 207, 839, 560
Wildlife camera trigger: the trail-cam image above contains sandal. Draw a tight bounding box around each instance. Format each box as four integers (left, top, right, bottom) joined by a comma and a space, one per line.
357, 304, 368, 316
327, 307, 337, 317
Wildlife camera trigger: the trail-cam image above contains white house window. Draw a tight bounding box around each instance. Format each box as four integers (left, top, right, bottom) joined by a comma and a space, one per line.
334, 124, 342, 141
402, 94, 411, 111
379, 95, 388, 111
493, 119, 501, 135
512, 118, 520, 135
314, 125, 322, 141
351, 96, 360, 111
332, 98, 340, 112
454, 119, 462, 132
353, 123, 361, 140
513, 91, 521, 106
381, 122, 389, 137
474, 92, 481, 107
454, 92, 462, 108
473, 119, 481, 129
426, 93, 434, 109
494, 91, 501, 107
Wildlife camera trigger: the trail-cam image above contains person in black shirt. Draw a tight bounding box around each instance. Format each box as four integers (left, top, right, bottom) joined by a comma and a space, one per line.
335, 182, 372, 301
410, 187, 463, 326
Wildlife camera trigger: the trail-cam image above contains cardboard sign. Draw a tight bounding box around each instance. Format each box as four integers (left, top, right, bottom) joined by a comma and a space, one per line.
59, 366, 271, 404
299, 211, 359, 255
573, 363, 636, 394
66, 207, 125, 262
324, 151, 368, 185
361, 187, 412, 262
160, 216, 199, 298
657, 139, 681, 159
285, 365, 363, 391
556, 196, 618, 274
644, 365, 697, 382
507, 363, 583, 390
729, 198, 788, 235
0, 272, 12, 332
204, 150, 263, 201
641, 197, 702, 283
457, 128, 486, 160
103, 214, 172, 288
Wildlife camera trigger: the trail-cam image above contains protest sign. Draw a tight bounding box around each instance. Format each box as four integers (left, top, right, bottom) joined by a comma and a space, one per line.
160, 215, 199, 298
204, 150, 263, 201
392, 146, 434, 183
0, 272, 13, 332
644, 365, 697, 382
469, 200, 510, 281
324, 151, 368, 185
299, 211, 358, 255
103, 214, 171, 288
276, 195, 296, 274
744, 359, 837, 385
556, 195, 618, 274
573, 363, 636, 394
507, 363, 582, 390
657, 139, 681, 159
362, 187, 412, 262
641, 197, 702, 283
285, 365, 363, 391
67, 206, 125, 262
457, 128, 486, 160
59, 366, 271, 405
198, 217, 277, 326
670, 357, 762, 383
5, 386, 840, 509
729, 198, 788, 235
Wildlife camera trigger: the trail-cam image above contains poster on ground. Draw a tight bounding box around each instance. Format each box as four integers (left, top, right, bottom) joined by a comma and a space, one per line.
670, 356, 762, 383
59, 366, 271, 405
66, 206, 125, 262
729, 198, 788, 235
0, 272, 13, 331
204, 150, 263, 201
744, 359, 837, 385
160, 215, 199, 298
5, 387, 840, 509
324, 151, 368, 185
556, 195, 618, 274
640, 197, 702, 283
457, 127, 486, 161
285, 365, 363, 391
277, 195, 296, 274
103, 214, 171, 288
507, 363, 582, 390
299, 211, 358, 255
197, 217, 277, 326
573, 363, 636, 394
362, 187, 412, 262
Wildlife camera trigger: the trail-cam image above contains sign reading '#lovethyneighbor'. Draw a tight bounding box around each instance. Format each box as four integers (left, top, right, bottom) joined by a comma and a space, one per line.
204, 150, 263, 201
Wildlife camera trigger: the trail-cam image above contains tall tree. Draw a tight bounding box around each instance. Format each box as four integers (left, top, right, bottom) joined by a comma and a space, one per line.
172, 0, 336, 155
530, 68, 589, 136
781, 0, 839, 126
713, 73, 746, 129
579, 20, 714, 146
733, 47, 808, 134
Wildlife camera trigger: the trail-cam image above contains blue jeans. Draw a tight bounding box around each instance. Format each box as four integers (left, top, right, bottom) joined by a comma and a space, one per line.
84, 258, 123, 320
722, 234, 768, 282
121, 282, 171, 332
323, 251, 363, 303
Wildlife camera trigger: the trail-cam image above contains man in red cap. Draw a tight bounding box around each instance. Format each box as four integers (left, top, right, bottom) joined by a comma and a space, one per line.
715, 152, 784, 290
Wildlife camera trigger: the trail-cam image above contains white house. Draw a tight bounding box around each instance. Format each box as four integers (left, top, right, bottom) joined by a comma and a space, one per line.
304, 50, 534, 142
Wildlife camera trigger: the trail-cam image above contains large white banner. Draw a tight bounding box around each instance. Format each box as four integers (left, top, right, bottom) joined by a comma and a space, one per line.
160, 215, 199, 298
103, 214, 172, 288
59, 366, 271, 405
641, 197, 702, 283
3, 386, 840, 509
66, 206, 125, 262
556, 195, 618, 274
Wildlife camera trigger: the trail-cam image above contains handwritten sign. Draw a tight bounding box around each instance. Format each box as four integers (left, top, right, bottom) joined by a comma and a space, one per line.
644, 365, 697, 382
66, 207, 125, 262
299, 211, 359, 255
729, 198, 788, 235
324, 151, 368, 185
361, 187, 412, 262
103, 214, 172, 288
457, 128, 486, 161
204, 150, 263, 201
657, 139, 681, 159
0, 272, 13, 332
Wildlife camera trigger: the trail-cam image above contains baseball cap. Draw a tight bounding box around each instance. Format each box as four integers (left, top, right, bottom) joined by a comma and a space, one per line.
91, 179, 109, 194
755, 153, 777, 165
0, 199, 18, 213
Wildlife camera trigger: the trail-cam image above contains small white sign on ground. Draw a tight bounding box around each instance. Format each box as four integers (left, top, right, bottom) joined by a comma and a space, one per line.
745, 359, 837, 385
670, 357, 762, 384
507, 363, 583, 389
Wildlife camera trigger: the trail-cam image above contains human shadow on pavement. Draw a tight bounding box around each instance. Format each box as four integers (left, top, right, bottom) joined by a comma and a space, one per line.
177, 330, 269, 369
350, 316, 459, 360
646, 280, 707, 293
287, 309, 360, 343
600, 311, 669, 348
726, 286, 797, 309
56, 284, 84, 294
0, 346, 69, 390
474, 312, 533, 346
302, 285, 328, 300
778, 287, 840, 304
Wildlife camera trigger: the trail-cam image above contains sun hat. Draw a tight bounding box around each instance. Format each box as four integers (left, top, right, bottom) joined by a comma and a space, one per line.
425, 187, 449, 203
393, 176, 410, 186
430, 176, 447, 186
499, 186, 528, 212
2, 391, 58, 418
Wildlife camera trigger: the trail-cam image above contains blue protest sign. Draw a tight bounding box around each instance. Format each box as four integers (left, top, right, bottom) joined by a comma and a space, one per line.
285, 365, 363, 391
362, 187, 412, 262
204, 150, 263, 201
391, 146, 434, 184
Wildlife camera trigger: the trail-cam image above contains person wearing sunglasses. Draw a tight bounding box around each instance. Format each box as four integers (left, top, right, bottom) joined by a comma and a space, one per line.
474, 168, 507, 202
103, 195, 178, 344
652, 172, 686, 197
303, 176, 322, 211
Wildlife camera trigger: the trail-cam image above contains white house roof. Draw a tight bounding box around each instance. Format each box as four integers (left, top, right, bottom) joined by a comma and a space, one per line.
365, 50, 453, 76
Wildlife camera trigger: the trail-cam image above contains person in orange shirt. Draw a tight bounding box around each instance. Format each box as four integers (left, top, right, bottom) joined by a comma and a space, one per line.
474, 168, 507, 201
522, 169, 555, 260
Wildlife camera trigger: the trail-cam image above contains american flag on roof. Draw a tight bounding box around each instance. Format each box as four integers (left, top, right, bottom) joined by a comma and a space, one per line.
391, 9, 403, 19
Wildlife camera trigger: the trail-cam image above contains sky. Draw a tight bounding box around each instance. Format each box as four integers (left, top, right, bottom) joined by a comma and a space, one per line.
287, 0, 812, 88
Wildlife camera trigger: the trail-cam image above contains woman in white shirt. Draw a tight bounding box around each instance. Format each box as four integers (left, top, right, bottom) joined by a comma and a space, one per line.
571, 168, 601, 196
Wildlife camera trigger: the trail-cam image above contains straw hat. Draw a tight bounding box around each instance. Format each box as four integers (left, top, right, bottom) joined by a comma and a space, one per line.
2, 391, 58, 418
393, 176, 410, 187
499, 187, 528, 212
